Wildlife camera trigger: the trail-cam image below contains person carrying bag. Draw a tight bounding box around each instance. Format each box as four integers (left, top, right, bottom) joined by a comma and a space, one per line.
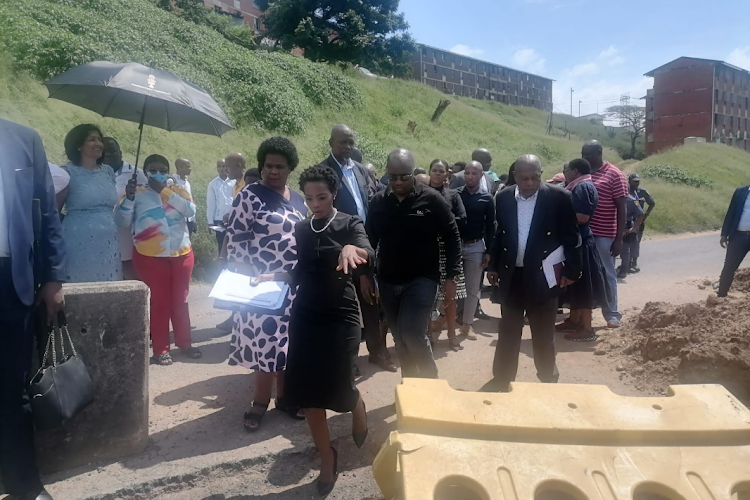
28, 310, 94, 430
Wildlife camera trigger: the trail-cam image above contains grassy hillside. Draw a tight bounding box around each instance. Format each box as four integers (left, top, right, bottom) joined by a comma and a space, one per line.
626, 144, 750, 234
1, 0, 747, 277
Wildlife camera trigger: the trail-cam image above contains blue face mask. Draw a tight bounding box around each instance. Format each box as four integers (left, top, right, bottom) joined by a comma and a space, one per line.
148, 172, 169, 184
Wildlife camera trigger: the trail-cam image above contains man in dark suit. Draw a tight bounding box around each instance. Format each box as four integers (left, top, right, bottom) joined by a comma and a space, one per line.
449, 148, 496, 194
484, 155, 581, 392
0, 119, 66, 500
718, 184, 750, 297
322, 124, 396, 372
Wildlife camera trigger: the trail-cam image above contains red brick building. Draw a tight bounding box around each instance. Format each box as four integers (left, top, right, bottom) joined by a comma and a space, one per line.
203, 0, 264, 30
412, 44, 553, 111
644, 57, 750, 155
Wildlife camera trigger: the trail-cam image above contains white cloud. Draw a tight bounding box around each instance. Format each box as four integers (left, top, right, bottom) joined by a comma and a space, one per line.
728, 47, 750, 71
567, 63, 599, 77
599, 46, 618, 59
598, 46, 625, 66
450, 44, 485, 58
552, 70, 652, 121
512, 48, 546, 73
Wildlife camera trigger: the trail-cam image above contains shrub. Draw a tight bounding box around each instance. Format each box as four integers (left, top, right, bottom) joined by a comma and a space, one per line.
0, 0, 362, 134
533, 141, 562, 162
640, 164, 712, 188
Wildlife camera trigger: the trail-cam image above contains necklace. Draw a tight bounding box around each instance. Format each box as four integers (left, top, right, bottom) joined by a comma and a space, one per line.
310, 209, 338, 233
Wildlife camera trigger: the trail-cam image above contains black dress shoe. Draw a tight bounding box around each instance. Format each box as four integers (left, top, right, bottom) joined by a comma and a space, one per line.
474, 306, 492, 321
16, 489, 54, 500
368, 355, 397, 373
317, 447, 338, 496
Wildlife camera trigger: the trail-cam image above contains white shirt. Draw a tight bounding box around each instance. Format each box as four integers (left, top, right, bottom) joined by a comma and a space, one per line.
331, 153, 367, 222
515, 186, 539, 267
49, 162, 70, 194
113, 161, 148, 261
480, 174, 489, 194
171, 174, 195, 223
0, 165, 8, 257
206, 175, 236, 223
738, 187, 750, 231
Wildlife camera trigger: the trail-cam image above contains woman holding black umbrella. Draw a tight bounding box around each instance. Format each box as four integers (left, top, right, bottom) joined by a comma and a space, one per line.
117, 154, 202, 365
58, 124, 122, 282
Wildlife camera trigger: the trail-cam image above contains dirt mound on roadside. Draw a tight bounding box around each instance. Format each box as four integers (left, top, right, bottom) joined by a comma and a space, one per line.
599, 271, 750, 400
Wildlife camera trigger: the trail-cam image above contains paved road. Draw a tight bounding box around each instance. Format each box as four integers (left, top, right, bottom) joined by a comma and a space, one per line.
40, 231, 748, 500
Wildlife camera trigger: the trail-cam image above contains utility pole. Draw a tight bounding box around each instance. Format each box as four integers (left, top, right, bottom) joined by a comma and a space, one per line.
570, 87, 574, 116
579, 100, 582, 117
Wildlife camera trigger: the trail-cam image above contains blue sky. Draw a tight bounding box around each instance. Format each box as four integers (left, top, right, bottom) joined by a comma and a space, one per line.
399, 0, 750, 116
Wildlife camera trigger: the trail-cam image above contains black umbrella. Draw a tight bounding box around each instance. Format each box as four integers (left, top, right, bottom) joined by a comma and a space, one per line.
45, 61, 234, 171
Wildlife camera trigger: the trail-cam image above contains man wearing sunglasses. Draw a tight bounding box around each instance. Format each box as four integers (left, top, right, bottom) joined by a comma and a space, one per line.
365, 149, 462, 379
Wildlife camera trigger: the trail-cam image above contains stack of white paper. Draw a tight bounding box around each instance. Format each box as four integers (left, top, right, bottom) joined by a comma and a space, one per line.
210, 269, 288, 311
542, 245, 566, 288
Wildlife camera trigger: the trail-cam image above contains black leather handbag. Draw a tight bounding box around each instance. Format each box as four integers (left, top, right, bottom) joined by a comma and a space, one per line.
28, 311, 94, 430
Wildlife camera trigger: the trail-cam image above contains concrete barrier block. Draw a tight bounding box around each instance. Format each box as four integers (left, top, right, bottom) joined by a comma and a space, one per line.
35, 281, 150, 473
373, 379, 750, 500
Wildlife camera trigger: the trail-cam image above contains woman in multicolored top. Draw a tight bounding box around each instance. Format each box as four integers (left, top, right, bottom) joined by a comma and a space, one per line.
116, 154, 203, 366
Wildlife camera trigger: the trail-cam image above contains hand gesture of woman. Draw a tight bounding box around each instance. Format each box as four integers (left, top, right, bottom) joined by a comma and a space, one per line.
337, 244, 367, 275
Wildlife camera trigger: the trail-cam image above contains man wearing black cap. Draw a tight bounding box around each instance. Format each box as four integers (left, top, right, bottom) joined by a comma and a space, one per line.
627, 173, 656, 273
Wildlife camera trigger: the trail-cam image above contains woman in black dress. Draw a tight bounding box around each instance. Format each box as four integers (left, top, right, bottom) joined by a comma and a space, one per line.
428, 159, 467, 351
254, 164, 373, 495
556, 158, 610, 341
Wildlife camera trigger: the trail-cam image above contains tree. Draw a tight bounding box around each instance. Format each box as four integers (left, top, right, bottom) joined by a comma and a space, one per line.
605, 105, 646, 158
256, 0, 417, 78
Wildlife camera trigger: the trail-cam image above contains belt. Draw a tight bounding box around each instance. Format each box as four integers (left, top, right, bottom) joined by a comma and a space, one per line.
462, 239, 482, 245
737, 230, 750, 235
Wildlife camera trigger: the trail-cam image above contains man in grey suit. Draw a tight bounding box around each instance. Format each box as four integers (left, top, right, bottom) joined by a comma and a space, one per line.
0, 119, 66, 500
450, 148, 496, 194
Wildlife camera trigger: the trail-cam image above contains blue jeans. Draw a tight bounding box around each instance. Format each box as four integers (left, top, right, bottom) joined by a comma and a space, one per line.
594, 236, 622, 322
378, 277, 439, 378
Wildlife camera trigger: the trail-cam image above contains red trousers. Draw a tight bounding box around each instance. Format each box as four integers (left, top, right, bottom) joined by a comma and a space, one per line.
133, 250, 194, 356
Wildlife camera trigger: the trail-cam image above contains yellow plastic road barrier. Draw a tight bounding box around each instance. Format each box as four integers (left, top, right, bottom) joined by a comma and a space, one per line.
373, 379, 750, 500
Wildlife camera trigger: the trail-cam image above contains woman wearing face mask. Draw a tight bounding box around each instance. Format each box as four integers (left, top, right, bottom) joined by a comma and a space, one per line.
226, 137, 307, 432
254, 164, 374, 495
58, 124, 122, 282
116, 154, 202, 366
428, 159, 467, 352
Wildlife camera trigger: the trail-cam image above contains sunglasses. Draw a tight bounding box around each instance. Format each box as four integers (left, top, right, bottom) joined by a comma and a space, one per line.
388, 173, 413, 182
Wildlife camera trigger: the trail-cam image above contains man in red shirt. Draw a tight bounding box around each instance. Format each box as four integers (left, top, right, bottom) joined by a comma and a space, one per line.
582, 141, 627, 328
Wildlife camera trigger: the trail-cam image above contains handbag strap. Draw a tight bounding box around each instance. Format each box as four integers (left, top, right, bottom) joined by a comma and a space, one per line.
41, 322, 57, 369
57, 310, 78, 358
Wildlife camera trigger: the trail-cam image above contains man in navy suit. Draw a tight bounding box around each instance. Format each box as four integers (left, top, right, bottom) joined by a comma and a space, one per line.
719, 184, 750, 297
485, 155, 581, 392
322, 124, 396, 372
0, 119, 66, 500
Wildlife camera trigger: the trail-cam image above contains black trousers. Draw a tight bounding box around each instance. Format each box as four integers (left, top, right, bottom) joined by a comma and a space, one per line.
356, 280, 387, 360
0, 259, 42, 495
490, 268, 559, 391
213, 220, 226, 253
719, 233, 750, 297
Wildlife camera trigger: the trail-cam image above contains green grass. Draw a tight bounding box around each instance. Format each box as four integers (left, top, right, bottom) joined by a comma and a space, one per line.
627, 144, 750, 234
1, 0, 748, 276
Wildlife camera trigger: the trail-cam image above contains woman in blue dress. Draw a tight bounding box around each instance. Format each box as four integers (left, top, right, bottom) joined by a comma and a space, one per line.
58, 124, 122, 282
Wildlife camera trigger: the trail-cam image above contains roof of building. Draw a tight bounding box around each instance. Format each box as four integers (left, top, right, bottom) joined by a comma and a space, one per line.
644, 56, 750, 77
416, 43, 554, 82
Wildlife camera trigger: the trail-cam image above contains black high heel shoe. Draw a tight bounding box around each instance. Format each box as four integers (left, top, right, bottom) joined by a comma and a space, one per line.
352, 399, 368, 449
317, 447, 338, 496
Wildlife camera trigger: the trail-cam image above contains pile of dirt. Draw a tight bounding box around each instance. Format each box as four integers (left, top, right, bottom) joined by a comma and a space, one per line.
599, 270, 750, 400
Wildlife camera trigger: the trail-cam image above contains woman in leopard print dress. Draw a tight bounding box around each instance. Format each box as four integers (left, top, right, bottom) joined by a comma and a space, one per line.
226, 137, 307, 432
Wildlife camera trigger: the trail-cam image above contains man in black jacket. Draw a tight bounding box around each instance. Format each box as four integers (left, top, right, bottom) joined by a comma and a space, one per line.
484, 155, 581, 392
322, 124, 395, 372
718, 184, 750, 297
366, 149, 462, 379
